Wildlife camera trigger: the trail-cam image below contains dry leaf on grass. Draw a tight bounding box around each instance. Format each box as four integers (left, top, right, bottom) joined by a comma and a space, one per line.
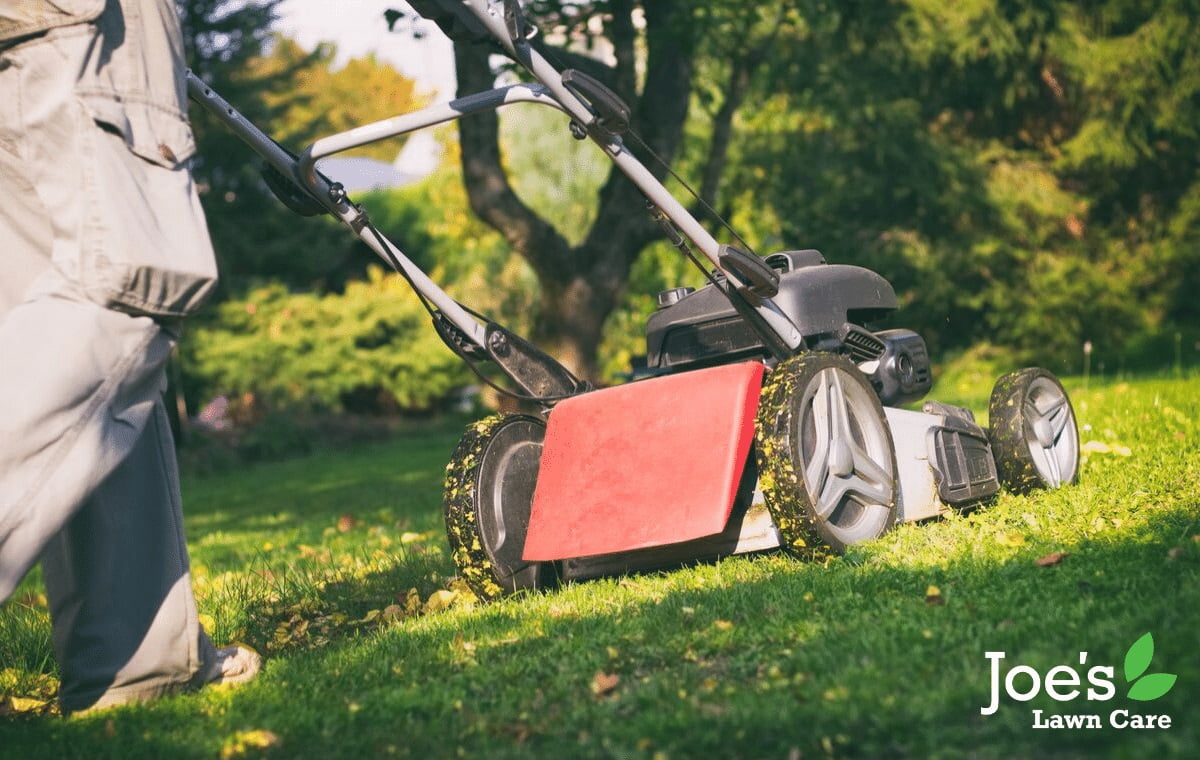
1035, 552, 1070, 567
996, 532, 1026, 547
219, 729, 281, 758
591, 671, 620, 697
0, 695, 51, 716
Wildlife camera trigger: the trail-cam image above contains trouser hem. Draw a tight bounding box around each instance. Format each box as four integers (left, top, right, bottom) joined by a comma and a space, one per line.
61, 675, 194, 717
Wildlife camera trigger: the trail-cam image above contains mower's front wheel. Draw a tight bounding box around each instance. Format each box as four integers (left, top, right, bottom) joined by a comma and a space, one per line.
444, 414, 555, 601
755, 353, 899, 559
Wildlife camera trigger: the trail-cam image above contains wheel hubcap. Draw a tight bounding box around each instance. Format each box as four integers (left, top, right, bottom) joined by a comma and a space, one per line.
1022, 378, 1078, 488
799, 367, 895, 539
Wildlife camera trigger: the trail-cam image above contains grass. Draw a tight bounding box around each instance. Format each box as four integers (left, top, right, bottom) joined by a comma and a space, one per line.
1, 372, 1198, 759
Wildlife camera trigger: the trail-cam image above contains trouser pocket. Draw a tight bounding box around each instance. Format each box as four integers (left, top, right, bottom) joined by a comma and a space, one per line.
78, 105, 219, 318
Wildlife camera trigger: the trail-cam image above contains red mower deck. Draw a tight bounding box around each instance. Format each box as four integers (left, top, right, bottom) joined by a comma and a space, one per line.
522, 361, 765, 560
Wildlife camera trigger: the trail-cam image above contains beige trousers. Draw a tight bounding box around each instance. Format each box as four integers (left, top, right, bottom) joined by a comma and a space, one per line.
0, 13, 218, 713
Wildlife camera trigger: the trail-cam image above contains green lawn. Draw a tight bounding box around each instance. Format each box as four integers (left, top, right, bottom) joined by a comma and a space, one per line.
2, 373, 1198, 759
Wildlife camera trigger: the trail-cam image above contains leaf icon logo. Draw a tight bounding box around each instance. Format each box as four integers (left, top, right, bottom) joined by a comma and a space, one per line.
1124, 633, 1177, 701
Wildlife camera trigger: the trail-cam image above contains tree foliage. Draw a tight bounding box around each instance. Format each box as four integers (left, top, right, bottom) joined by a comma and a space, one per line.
182, 0, 430, 291
246, 37, 427, 163
734, 1, 1200, 367
182, 0, 1200, 415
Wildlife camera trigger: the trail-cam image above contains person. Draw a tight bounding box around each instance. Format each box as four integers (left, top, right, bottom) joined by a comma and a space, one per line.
0, 0, 259, 714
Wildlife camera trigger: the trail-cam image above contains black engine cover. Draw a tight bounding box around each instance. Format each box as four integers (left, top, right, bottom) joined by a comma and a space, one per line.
645, 250, 898, 371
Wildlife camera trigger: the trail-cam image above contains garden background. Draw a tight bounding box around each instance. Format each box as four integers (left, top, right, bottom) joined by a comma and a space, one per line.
2, 1, 1198, 757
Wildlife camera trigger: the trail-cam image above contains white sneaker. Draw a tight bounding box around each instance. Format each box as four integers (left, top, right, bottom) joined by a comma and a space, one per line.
193, 645, 262, 688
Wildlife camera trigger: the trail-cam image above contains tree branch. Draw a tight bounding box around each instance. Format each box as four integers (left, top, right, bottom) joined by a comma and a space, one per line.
697, 59, 752, 207
453, 42, 573, 282
582, 0, 696, 268
608, 0, 637, 102
692, 6, 788, 221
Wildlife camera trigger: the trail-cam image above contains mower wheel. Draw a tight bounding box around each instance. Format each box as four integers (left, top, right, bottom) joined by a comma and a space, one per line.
755, 353, 899, 558
988, 368, 1079, 492
444, 414, 554, 601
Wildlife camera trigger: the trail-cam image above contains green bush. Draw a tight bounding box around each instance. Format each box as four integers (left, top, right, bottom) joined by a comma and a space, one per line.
185, 266, 471, 415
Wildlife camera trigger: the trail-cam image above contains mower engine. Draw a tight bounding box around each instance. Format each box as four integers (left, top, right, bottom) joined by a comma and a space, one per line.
643, 250, 1001, 529
645, 249, 932, 405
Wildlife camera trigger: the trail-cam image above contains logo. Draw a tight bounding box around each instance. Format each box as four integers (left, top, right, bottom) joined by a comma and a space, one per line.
981, 633, 1177, 730
1122, 632, 1177, 701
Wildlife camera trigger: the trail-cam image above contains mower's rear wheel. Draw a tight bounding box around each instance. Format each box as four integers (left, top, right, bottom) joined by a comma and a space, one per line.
444, 414, 554, 601
988, 368, 1079, 492
755, 353, 899, 559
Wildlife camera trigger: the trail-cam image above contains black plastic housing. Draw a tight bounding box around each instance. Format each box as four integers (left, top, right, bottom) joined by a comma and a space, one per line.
926, 414, 1001, 505
865, 329, 933, 407
644, 250, 898, 371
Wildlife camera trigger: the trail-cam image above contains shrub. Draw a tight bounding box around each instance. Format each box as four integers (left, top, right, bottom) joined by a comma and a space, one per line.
185, 266, 470, 415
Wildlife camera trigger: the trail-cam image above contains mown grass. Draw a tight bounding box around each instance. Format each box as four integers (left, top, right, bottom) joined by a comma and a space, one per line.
1, 373, 1198, 759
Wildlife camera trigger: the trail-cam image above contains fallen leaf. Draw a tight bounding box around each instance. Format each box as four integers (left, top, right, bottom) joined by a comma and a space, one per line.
1167, 547, 1183, 559
403, 588, 422, 614
1035, 552, 1069, 567
220, 729, 281, 759
360, 609, 382, 624
422, 589, 459, 614
713, 619, 734, 631
1081, 440, 1131, 456
381, 604, 404, 623
925, 585, 945, 605
336, 514, 357, 533
6, 696, 49, 714
591, 671, 620, 697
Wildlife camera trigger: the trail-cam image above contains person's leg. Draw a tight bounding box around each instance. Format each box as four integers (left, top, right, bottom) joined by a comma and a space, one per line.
0, 25, 256, 712
0, 27, 177, 605
40, 400, 215, 713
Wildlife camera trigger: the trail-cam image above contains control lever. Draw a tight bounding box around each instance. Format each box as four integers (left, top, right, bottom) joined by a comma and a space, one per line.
561, 69, 631, 137
503, 0, 533, 41
719, 244, 780, 304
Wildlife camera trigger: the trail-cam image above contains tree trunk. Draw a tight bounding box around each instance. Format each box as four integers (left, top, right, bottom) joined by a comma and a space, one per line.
452, 1, 698, 381
532, 276, 618, 381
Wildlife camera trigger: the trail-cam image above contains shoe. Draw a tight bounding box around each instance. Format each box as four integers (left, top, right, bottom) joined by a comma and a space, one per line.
192, 645, 262, 689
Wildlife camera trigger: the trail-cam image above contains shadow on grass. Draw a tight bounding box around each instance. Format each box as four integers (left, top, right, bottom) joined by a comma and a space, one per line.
4, 501, 1196, 760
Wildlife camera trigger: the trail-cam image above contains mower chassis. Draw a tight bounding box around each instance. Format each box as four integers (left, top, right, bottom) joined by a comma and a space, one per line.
557, 400, 990, 582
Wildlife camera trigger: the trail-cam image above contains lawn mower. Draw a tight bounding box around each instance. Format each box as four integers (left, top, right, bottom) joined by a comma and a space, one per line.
189, 0, 1081, 601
